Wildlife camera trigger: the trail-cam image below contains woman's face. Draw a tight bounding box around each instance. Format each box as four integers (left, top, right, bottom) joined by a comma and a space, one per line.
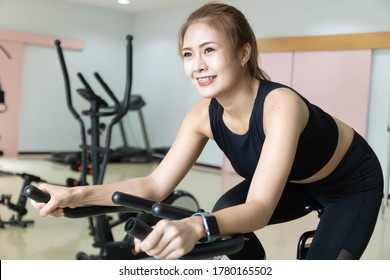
182, 22, 243, 99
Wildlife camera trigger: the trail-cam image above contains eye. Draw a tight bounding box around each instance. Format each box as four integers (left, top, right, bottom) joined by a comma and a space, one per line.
182, 51, 192, 58
204, 47, 215, 54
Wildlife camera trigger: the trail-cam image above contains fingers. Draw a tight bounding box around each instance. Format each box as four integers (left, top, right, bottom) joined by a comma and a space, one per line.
31, 183, 65, 218
29, 193, 64, 218
39, 198, 63, 217
139, 220, 195, 260
133, 238, 142, 253
30, 200, 45, 210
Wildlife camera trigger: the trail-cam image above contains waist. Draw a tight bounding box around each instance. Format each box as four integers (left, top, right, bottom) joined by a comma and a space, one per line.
290, 118, 354, 184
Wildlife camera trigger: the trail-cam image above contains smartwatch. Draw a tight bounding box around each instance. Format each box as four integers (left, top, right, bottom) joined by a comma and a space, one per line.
192, 211, 220, 243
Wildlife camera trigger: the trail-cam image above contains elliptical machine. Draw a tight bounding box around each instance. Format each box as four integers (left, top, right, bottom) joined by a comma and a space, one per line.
54, 35, 199, 259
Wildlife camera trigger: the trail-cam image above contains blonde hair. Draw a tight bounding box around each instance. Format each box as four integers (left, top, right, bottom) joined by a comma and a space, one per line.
178, 2, 269, 81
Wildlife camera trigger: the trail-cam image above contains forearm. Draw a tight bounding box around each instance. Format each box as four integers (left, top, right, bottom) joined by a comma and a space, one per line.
76, 176, 168, 206
213, 201, 270, 236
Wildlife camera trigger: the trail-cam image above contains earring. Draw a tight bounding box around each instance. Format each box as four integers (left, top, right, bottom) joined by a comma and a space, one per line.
241, 62, 246, 68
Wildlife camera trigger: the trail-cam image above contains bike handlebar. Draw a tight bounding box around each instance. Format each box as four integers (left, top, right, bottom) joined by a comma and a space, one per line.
23, 185, 132, 218
111, 191, 155, 213
125, 216, 244, 260
23, 185, 245, 259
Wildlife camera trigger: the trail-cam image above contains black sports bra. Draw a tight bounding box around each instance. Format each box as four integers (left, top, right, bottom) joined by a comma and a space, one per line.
209, 80, 338, 181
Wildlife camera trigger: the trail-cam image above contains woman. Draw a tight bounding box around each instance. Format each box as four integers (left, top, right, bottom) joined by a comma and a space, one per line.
32, 3, 383, 260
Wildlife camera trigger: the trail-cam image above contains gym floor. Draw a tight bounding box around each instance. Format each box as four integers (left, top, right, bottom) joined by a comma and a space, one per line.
0, 155, 389, 260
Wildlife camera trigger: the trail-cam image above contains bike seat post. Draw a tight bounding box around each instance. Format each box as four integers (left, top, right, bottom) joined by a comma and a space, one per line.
297, 202, 325, 260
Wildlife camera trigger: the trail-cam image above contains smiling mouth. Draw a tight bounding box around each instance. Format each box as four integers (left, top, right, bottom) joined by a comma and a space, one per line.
197, 76, 216, 86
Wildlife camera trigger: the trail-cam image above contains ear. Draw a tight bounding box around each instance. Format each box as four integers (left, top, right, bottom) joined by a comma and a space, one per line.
240, 43, 251, 66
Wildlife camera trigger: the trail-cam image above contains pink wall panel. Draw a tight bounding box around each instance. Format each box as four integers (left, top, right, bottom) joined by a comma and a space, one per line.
0, 30, 85, 50
0, 41, 24, 156
0, 30, 84, 156
292, 50, 372, 137
258, 52, 294, 85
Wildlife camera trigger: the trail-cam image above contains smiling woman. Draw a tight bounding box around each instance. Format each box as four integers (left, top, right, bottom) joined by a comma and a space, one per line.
27, 2, 384, 260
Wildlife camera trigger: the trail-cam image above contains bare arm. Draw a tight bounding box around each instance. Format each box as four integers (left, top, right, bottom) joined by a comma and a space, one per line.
36, 99, 211, 217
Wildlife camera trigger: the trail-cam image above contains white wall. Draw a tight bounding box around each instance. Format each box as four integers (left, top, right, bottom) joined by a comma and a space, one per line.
368, 49, 390, 196
0, 0, 134, 152
1, 0, 389, 173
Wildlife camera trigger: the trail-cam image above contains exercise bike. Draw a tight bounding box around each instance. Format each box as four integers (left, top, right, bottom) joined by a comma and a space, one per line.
25, 184, 326, 260
24, 185, 244, 260
297, 202, 325, 259
0, 170, 46, 228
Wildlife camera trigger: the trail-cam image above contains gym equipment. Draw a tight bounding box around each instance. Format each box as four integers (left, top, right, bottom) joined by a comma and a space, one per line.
54, 40, 88, 187
51, 35, 163, 259
296, 201, 325, 260
52, 35, 200, 260
51, 50, 152, 169
24, 184, 328, 259
0, 170, 46, 228
23, 185, 244, 260
51, 92, 152, 166
113, 191, 244, 259
54, 35, 141, 187
54, 36, 154, 187
92, 72, 152, 163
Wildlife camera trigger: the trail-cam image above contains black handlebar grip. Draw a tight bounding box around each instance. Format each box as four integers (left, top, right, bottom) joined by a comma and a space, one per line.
152, 202, 195, 220
23, 185, 50, 203
23, 185, 132, 219
112, 191, 155, 213
62, 205, 130, 219
125, 217, 153, 241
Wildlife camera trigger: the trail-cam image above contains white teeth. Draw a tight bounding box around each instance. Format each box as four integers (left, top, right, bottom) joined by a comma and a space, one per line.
198, 77, 214, 83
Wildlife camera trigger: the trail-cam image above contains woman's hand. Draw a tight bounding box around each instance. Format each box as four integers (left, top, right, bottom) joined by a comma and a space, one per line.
134, 216, 204, 259
30, 183, 81, 218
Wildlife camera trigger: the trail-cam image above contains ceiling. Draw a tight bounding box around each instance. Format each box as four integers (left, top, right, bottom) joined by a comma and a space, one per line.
66, 0, 210, 14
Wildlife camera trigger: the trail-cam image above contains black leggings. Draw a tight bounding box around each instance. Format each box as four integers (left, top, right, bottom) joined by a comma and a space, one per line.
213, 132, 383, 260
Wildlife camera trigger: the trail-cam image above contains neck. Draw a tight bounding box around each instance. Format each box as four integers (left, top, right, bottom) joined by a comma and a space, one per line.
217, 77, 259, 117
217, 78, 260, 135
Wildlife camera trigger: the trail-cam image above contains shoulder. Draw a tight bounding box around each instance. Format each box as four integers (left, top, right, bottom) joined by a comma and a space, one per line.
182, 98, 213, 138
264, 87, 308, 115
263, 87, 309, 134
187, 98, 211, 118
265, 86, 302, 104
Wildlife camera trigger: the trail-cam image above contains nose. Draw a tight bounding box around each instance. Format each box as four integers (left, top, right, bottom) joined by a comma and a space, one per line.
193, 55, 207, 74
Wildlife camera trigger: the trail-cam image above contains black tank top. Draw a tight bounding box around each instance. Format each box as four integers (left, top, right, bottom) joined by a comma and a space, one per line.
209, 80, 338, 181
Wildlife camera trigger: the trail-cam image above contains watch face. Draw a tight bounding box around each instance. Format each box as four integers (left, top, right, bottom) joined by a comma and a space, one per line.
205, 216, 220, 236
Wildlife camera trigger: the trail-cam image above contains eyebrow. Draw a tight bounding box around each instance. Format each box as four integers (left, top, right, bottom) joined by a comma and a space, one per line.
182, 41, 217, 52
